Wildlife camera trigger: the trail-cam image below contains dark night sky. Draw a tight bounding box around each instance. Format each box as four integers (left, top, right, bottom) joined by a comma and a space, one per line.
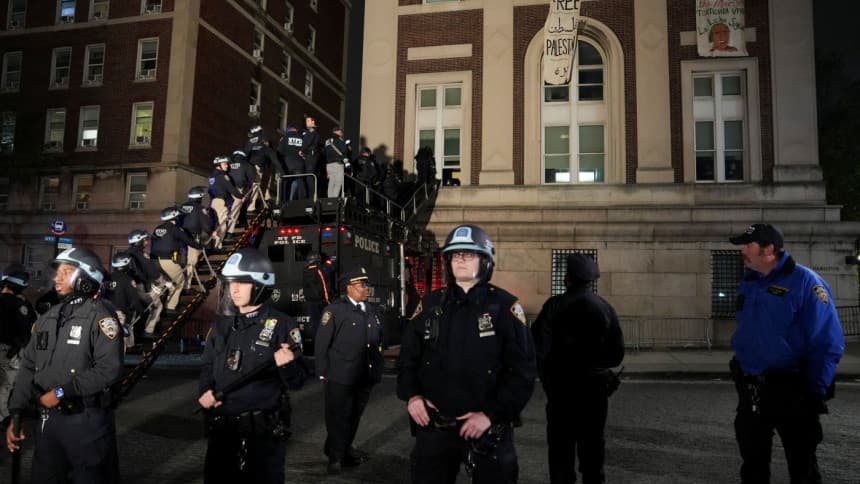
813, 1, 860, 104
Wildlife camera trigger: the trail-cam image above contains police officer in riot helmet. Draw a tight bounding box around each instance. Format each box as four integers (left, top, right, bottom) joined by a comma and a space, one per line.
278, 123, 307, 200
106, 252, 147, 348
7, 247, 123, 483
209, 156, 245, 248
398, 224, 536, 484
181, 186, 215, 289
127, 229, 163, 290
0, 264, 37, 423
198, 248, 305, 483
532, 254, 625, 484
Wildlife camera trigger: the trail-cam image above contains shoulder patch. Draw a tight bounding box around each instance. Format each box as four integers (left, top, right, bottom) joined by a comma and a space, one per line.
510, 302, 527, 326
409, 300, 423, 320
813, 285, 829, 305
18, 305, 28, 317
289, 327, 303, 346
99, 317, 120, 340
321, 310, 332, 327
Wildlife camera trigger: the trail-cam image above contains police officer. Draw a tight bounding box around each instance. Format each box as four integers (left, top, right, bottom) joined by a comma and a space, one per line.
315, 266, 383, 475
278, 123, 307, 200
226, 150, 254, 231
728, 223, 844, 483
0, 264, 37, 422
302, 252, 335, 350
531, 254, 625, 484
147, 206, 202, 333
127, 229, 171, 340
354, 147, 381, 191
301, 115, 321, 198
398, 224, 536, 484
324, 126, 350, 198
245, 127, 282, 212
6, 248, 123, 483
209, 156, 245, 248
198, 248, 305, 483
181, 186, 215, 287
106, 252, 147, 348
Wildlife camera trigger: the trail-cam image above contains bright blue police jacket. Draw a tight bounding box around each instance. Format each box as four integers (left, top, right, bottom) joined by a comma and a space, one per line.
732, 251, 844, 395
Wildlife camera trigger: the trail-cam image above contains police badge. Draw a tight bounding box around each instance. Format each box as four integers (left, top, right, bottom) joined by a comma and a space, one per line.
256, 318, 278, 346
478, 313, 495, 337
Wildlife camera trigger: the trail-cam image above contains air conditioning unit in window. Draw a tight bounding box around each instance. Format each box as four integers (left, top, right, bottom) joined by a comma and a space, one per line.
136, 135, 151, 144
81, 138, 97, 147
3, 80, 18, 91
307, 44, 315, 55
284, 22, 293, 33
9, 19, 21, 29
139, 69, 156, 80
54, 77, 68, 88
145, 4, 162, 14
88, 73, 103, 84
252, 49, 263, 61
44, 141, 62, 151
280, 72, 288, 80
60, 15, 74, 24
92, 9, 106, 20
248, 104, 260, 116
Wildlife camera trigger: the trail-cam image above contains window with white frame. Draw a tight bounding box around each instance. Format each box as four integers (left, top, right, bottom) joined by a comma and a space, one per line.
50, 47, 72, 88
83, 44, 105, 85
73, 174, 93, 210
0, 112, 14, 154
309, 0, 317, 13
44, 109, 66, 151
541, 40, 606, 184
39, 176, 60, 210
58, 0, 75, 23
253, 29, 265, 59
141, 0, 162, 14
415, 83, 463, 184
304, 72, 313, 98
249, 80, 261, 114
0, 177, 9, 211
693, 71, 747, 182
307, 26, 316, 55
284, 2, 294, 33
78, 106, 99, 148
131, 102, 153, 146
90, 0, 108, 20
7, 0, 26, 29
281, 50, 291, 80
126, 172, 147, 209
276, 98, 288, 133
136, 38, 158, 80
1, 52, 22, 92
23, 244, 52, 284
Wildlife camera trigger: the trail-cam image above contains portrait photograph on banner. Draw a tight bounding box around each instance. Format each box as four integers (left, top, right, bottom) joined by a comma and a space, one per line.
696, 0, 748, 57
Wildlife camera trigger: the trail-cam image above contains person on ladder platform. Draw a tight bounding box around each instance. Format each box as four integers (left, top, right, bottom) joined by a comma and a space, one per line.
209, 156, 245, 249
245, 126, 279, 213
105, 252, 147, 349
324, 126, 350, 198
127, 229, 172, 340
226, 150, 254, 233
278, 123, 307, 200
181, 186, 215, 290
146, 206, 202, 335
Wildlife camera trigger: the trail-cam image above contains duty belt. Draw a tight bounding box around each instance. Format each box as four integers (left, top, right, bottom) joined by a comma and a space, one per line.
44, 394, 105, 414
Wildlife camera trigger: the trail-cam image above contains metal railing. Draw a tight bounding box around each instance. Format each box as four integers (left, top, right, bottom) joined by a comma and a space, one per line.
619, 317, 712, 352
837, 306, 860, 338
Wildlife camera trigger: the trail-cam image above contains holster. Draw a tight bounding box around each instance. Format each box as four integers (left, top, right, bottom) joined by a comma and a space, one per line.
206, 409, 288, 440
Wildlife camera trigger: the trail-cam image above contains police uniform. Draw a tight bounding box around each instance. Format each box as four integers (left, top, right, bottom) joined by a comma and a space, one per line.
227, 151, 254, 197
180, 198, 215, 285
209, 164, 244, 246
314, 267, 383, 471
199, 304, 304, 483
324, 131, 350, 198
397, 282, 536, 484
9, 294, 123, 483
150, 220, 199, 318
301, 126, 321, 197
532, 254, 625, 484
105, 269, 146, 345
127, 244, 162, 291
0, 287, 36, 421
301, 255, 335, 347
278, 128, 307, 200
731, 247, 844, 483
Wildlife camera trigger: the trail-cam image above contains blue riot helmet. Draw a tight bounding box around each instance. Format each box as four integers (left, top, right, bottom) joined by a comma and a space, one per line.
221, 248, 275, 305
128, 229, 149, 247
187, 186, 207, 201
111, 251, 133, 271
160, 206, 181, 222
53, 247, 106, 296
442, 224, 495, 285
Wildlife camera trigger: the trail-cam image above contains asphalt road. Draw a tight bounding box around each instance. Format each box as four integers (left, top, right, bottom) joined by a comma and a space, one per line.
2, 371, 858, 483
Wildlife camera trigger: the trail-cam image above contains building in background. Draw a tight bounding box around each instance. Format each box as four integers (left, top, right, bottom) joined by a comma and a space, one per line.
360, 0, 860, 345
0, 0, 353, 291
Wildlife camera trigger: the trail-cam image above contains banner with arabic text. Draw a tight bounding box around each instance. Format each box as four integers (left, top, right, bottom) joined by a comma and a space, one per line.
543, 0, 580, 85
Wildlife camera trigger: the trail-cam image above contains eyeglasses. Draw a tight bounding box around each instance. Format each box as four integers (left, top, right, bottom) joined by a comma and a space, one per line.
449, 251, 478, 262
350, 280, 368, 287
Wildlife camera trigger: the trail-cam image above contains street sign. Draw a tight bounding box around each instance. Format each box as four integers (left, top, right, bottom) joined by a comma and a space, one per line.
50, 220, 67, 236
57, 238, 73, 250
44, 235, 57, 243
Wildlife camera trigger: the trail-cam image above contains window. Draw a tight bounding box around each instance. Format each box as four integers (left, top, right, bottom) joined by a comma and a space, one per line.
44, 109, 66, 151
281, 50, 291, 80
78, 106, 99, 149
7, 0, 26, 29
141, 0, 162, 14
693, 71, 747, 182
414, 83, 463, 183
23, 244, 52, 284
541, 40, 607, 184
126, 172, 147, 209
249, 80, 261, 113
1, 52, 22, 92
136, 38, 158, 80
130, 102, 153, 146
284, 2, 294, 33
419, 88, 436, 108
0, 112, 14, 154
58, 0, 75, 23
276, 98, 288, 133
39, 176, 60, 211
83, 44, 105, 86
711, 250, 743, 318
307, 26, 316, 55
0, 177, 9, 211
309, 0, 317, 12
304, 72, 313, 98
442, 129, 461, 186
73, 174, 93, 210
444, 87, 461, 107
50, 47, 72, 88
90, 0, 108, 20
253, 29, 265, 59
551, 249, 598, 295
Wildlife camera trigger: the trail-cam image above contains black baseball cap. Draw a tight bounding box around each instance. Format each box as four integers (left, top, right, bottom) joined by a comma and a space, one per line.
566, 253, 599, 282
729, 223, 784, 249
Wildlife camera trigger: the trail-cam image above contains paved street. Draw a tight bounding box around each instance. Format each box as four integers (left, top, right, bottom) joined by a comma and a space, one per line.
2, 368, 858, 483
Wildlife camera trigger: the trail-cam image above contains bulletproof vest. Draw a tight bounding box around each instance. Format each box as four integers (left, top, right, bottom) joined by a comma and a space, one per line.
149, 224, 176, 257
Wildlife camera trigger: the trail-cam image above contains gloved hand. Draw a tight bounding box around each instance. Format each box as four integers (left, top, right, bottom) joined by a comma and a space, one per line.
164, 282, 175, 290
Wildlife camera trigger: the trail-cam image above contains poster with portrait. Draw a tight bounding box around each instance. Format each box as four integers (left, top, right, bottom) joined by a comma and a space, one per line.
543, 0, 581, 85
696, 0, 748, 57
